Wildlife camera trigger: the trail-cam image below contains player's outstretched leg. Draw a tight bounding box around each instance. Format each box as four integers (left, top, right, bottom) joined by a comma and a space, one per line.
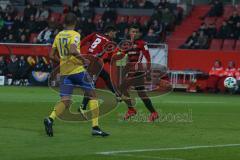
137, 90, 159, 122
78, 68, 121, 113
120, 79, 137, 120
44, 99, 71, 137
99, 69, 122, 102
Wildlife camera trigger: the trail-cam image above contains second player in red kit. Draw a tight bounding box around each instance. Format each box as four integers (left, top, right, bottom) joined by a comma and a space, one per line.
117, 25, 159, 122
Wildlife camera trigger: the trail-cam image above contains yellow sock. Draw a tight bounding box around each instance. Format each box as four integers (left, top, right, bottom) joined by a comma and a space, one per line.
49, 102, 67, 120
88, 99, 99, 127
49, 110, 57, 120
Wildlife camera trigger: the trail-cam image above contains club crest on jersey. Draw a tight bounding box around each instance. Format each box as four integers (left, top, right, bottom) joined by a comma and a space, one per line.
74, 36, 80, 44
133, 44, 138, 49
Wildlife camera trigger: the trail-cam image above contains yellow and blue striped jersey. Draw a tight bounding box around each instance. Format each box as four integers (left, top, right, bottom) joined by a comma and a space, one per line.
52, 30, 85, 75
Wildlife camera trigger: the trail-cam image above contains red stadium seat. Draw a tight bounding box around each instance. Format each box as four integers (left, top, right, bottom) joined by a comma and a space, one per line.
237, 5, 240, 14
215, 17, 224, 30
93, 14, 102, 24
167, 38, 186, 49
222, 39, 235, 51
223, 5, 235, 18
204, 17, 216, 25
128, 16, 140, 24
139, 16, 151, 25
116, 15, 128, 24
210, 39, 223, 50
235, 40, 240, 51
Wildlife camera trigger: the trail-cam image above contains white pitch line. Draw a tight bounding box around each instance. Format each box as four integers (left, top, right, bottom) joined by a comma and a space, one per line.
162, 101, 225, 104
111, 154, 185, 160
97, 143, 240, 155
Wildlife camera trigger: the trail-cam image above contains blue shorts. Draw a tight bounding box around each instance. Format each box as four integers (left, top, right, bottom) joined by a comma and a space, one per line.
60, 72, 95, 97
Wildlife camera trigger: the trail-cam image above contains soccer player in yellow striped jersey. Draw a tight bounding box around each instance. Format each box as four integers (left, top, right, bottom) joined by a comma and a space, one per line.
44, 13, 109, 137
53, 30, 84, 75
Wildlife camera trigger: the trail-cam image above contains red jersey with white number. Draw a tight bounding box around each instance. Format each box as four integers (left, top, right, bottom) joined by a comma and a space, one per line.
81, 32, 111, 55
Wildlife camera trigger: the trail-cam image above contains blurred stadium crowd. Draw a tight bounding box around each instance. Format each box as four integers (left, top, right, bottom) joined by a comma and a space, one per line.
181, 0, 240, 49
0, 0, 183, 44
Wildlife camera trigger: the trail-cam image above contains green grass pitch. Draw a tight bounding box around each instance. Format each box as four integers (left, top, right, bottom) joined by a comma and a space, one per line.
0, 86, 240, 160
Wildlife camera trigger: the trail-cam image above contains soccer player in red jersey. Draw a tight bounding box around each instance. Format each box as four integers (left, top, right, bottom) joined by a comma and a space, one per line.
79, 26, 120, 111
116, 25, 159, 122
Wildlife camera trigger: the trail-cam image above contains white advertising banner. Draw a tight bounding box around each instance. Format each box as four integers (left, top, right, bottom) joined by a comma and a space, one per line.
142, 46, 168, 67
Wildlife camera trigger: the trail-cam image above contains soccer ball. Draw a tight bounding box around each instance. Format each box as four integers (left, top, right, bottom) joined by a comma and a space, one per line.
224, 77, 237, 89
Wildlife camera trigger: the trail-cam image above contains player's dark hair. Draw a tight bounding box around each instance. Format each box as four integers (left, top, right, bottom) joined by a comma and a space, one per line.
104, 25, 117, 33
64, 13, 77, 26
